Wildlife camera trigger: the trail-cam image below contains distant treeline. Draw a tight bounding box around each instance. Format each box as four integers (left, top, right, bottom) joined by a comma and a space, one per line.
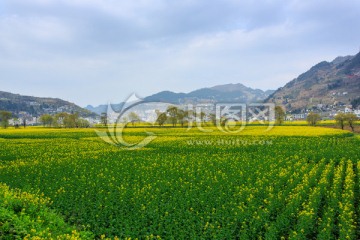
39, 113, 90, 128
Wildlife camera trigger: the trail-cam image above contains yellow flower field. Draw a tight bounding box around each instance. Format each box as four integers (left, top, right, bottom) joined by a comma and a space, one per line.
0, 126, 359, 239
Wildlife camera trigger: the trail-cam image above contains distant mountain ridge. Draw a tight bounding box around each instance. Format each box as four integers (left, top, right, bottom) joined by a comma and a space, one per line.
86, 83, 275, 114
0, 91, 96, 117
266, 52, 360, 112
145, 83, 273, 103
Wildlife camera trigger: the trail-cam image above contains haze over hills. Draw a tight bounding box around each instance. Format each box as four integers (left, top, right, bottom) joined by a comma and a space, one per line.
0, 91, 96, 117
266, 52, 360, 112
86, 83, 275, 114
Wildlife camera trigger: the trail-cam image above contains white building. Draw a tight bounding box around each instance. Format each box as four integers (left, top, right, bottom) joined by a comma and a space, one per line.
344, 107, 353, 113
354, 110, 360, 118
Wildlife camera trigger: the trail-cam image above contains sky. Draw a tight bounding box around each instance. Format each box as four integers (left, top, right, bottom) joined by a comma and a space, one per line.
1, 0, 360, 107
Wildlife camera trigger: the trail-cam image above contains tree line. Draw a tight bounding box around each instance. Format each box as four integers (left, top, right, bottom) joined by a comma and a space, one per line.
123, 106, 261, 127
0, 111, 28, 128
334, 112, 358, 132
99, 106, 209, 127
0, 111, 91, 129
39, 113, 90, 128
1, 107, 358, 131
306, 112, 358, 131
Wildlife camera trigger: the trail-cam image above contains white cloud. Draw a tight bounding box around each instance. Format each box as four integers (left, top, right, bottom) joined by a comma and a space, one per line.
0, 15, 73, 57
1, 0, 360, 106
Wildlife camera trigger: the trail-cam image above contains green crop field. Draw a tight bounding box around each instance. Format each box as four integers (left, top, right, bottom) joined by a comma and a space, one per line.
0, 126, 359, 239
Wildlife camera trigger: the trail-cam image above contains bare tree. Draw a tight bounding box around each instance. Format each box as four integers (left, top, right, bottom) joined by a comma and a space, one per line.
22, 117, 27, 128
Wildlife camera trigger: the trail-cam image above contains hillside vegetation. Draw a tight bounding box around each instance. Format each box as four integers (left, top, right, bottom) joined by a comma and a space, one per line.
267, 52, 360, 111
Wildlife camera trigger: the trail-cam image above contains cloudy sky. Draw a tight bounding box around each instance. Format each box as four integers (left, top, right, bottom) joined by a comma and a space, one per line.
1, 0, 360, 106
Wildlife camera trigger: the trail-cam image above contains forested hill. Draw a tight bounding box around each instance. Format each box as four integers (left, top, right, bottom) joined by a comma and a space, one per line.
0, 91, 96, 117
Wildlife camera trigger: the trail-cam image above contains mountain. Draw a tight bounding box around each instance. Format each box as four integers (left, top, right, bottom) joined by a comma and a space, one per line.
85, 104, 107, 115
144, 83, 274, 104
266, 52, 360, 112
86, 83, 275, 114
85, 104, 123, 115
0, 91, 96, 117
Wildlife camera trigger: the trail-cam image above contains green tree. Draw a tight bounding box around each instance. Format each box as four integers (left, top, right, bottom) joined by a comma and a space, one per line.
128, 112, 141, 126
177, 109, 186, 127
344, 113, 358, 132
77, 118, 90, 128
156, 112, 167, 127
334, 112, 346, 130
54, 112, 69, 128
100, 113, 108, 126
43, 113, 88, 128
63, 113, 79, 128
0, 111, 12, 129
39, 114, 54, 127
306, 112, 321, 126
167, 106, 179, 127
275, 106, 285, 125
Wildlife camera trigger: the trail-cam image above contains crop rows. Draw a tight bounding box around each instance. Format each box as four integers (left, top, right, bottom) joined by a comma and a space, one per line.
0, 127, 359, 239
